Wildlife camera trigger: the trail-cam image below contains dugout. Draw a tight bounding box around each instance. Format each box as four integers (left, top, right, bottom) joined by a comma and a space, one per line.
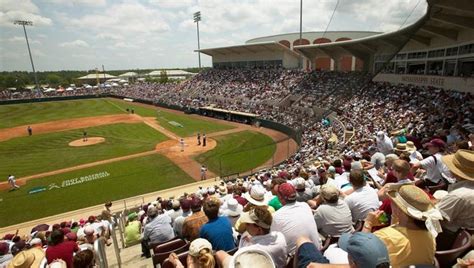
199, 106, 257, 125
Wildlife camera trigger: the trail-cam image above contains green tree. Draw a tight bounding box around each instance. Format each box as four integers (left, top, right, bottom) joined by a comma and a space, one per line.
46, 74, 62, 86
159, 70, 168, 83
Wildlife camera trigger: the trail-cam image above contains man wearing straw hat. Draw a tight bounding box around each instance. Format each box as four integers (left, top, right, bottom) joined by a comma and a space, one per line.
362, 184, 442, 266
436, 150, 474, 233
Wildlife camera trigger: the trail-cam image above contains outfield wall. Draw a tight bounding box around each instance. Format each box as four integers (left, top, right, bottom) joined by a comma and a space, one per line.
0, 94, 104, 105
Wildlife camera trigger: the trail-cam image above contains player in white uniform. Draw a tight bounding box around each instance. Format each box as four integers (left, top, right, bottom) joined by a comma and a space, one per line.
8, 174, 20, 190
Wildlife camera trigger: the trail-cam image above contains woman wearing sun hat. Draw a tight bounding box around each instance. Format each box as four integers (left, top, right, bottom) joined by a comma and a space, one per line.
436, 149, 474, 232
362, 184, 442, 267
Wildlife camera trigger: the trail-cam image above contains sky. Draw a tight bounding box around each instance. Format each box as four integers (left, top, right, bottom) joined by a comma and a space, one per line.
0, 0, 427, 72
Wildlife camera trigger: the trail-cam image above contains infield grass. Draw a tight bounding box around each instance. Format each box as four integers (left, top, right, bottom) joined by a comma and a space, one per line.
0, 154, 195, 227
106, 98, 234, 137
0, 123, 168, 179
0, 98, 123, 129
195, 130, 276, 176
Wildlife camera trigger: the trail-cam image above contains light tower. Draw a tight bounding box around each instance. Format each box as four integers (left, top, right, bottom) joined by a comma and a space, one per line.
13, 20, 40, 92
193, 11, 202, 69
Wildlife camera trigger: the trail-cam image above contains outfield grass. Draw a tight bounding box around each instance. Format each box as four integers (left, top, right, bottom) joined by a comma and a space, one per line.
195, 130, 276, 176
107, 98, 234, 137
0, 123, 168, 179
0, 99, 123, 129
0, 154, 195, 227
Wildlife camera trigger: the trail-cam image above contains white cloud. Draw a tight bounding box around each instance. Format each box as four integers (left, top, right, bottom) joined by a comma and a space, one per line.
149, 0, 195, 9
0, 0, 52, 27
59, 39, 90, 48
43, 0, 106, 7
8, 36, 23, 42
65, 2, 170, 35
8, 35, 41, 44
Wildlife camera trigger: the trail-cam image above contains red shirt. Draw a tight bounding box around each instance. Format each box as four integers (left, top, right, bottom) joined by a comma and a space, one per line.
383, 170, 415, 184
46, 241, 79, 268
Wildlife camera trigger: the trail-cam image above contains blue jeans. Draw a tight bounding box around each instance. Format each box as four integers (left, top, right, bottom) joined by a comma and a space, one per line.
297, 242, 329, 268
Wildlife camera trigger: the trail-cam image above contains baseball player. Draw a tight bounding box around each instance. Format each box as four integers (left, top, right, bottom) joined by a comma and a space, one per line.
197, 132, 201, 145
180, 138, 185, 152
83, 130, 88, 142
27, 126, 32, 136
8, 174, 20, 190
200, 165, 207, 181
202, 133, 206, 147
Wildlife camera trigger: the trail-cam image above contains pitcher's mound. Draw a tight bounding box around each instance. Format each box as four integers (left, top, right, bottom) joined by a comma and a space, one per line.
69, 137, 105, 147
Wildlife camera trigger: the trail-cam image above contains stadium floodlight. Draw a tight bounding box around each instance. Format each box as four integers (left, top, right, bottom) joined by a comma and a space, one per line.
299, 0, 303, 68
14, 20, 40, 92
193, 11, 202, 69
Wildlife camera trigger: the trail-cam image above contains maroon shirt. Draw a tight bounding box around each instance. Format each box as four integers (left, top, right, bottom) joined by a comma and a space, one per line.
233, 194, 248, 207
46, 241, 79, 268
383, 170, 414, 184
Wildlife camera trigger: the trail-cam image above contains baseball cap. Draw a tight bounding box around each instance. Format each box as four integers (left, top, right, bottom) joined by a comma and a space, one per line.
338, 232, 389, 267
320, 184, 339, 202
424, 138, 446, 149
180, 198, 192, 210
188, 238, 212, 257
277, 183, 296, 201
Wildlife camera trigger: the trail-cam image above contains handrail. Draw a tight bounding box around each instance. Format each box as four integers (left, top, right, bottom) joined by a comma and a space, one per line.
94, 237, 108, 268
110, 223, 122, 267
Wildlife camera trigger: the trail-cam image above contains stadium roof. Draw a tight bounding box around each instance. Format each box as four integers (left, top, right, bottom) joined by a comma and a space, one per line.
147, 70, 195, 76
118, 72, 138, 77
294, 0, 474, 60
196, 41, 301, 57
77, 73, 117, 80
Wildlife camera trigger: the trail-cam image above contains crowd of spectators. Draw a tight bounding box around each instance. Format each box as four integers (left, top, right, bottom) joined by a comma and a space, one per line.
1, 68, 474, 267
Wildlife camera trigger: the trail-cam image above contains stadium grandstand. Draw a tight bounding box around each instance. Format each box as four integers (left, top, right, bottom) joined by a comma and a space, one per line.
0, 0, 473, 267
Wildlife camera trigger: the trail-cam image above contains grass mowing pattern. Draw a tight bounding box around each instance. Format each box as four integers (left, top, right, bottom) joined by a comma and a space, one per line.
0, 99, 123, 129
107, 98, 234, 137
0, 154, 195, 227
0, 123, 168, 179
195, 130, 276, 176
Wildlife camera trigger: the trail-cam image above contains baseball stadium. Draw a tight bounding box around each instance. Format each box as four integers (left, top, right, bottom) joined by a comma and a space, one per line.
0, 0, 473, 267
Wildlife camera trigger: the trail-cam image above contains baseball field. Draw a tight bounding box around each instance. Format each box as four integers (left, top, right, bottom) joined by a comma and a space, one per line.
0, 98, 292, 227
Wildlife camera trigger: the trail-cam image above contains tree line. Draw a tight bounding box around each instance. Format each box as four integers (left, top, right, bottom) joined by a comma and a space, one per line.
0, 67, 206, 89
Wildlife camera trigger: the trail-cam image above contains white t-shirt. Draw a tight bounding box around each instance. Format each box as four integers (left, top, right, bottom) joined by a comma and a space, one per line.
324, 244, 349, 264
333, 172, 352, 191
239, 231, 287, 268
270, 201, 321, 254
419, 153, 454, 184
344, 185, 380, 222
